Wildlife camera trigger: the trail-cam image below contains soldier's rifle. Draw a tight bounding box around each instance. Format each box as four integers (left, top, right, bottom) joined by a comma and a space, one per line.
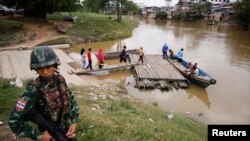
25, 108, 69, 141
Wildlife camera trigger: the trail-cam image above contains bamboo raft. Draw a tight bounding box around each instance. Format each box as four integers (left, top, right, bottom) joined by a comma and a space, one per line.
129, 54, 189, 90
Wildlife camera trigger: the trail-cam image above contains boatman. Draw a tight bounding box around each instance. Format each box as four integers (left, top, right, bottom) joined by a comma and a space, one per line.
162, 43, 169, 60
9, 46, 80, 141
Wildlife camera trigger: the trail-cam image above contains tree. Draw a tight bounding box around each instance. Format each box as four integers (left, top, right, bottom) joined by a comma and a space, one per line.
123, 0, 138, 15
191, 1, 212, 14
83, 0, 108, 13
0, 0, 78, 19
233, 0, 250, 29
83, 0, 138, 22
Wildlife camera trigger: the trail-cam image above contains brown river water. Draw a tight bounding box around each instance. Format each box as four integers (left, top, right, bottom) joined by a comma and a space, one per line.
71, 18, 250, 125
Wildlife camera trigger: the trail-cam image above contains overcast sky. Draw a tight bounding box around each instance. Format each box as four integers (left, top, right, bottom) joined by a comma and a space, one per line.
132, 0, 179, 7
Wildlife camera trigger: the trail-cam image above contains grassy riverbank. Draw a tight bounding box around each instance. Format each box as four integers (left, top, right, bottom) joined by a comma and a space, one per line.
49, 12, 137, 42
0, 19, 25, 47
0, 79, 207, 140
0, 12, 137, 47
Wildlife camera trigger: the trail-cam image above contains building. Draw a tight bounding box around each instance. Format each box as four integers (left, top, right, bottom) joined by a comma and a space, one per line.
180, 0, 240, 4
207, 0, 240, 4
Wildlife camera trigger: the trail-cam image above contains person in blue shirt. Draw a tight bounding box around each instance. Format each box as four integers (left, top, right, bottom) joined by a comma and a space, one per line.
177, 48, 184, 64
162, 43, 169, 60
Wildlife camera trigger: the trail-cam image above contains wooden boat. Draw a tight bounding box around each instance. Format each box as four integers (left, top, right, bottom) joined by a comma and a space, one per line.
169, 57, 216, 88
96, 49, 139, 59
68, 64, 135, 75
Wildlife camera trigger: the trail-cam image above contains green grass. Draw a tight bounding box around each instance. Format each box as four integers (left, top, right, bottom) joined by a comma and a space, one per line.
0, 19, 25, 47
36, 37, 71, 46
0, 79, 207, 141
48, 12, 138, 41
0, 79, 24, 120
0, 12, 137, 46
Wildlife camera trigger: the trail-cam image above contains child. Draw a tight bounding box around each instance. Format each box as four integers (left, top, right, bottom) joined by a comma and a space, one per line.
80, 48, 86, 68
137, 47, 144, 64
86, 48, 93, 70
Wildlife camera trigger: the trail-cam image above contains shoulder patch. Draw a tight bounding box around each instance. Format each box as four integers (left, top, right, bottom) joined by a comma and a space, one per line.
15, 97, 28, 111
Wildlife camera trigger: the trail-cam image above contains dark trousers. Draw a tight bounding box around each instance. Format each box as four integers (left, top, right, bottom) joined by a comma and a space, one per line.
98, 61, 104, 69
138, 56, 144, 64
163, 51, 168, 59
120, 56, 126, 63
178, 58, 182, 64
86, 60, 92, 69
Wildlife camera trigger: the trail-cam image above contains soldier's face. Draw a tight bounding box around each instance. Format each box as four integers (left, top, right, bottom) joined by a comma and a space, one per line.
36, 65, 55, 81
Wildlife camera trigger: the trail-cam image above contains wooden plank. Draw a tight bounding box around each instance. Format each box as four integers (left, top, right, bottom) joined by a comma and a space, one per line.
69, 64, 134, 75
130, 54, 186, 82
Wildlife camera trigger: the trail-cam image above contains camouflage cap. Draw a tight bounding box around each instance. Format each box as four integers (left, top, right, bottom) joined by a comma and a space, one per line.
30, 46, 61, 70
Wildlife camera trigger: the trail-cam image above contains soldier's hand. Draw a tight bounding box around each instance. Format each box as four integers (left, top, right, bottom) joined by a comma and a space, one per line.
66, 123, 77, 138
40, 131, 54, 141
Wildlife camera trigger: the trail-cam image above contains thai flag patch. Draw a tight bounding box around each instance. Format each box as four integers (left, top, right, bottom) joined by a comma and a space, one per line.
16, 97, 27, 111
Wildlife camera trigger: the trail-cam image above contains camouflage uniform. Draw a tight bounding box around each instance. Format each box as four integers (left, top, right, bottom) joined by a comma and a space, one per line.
8, 46, 80, 140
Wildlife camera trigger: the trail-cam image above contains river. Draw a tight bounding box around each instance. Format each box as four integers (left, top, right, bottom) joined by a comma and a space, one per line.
71, 18, 250, 125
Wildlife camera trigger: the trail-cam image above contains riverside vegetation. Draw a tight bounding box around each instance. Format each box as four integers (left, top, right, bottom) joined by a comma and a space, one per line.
0, 12, 137, 47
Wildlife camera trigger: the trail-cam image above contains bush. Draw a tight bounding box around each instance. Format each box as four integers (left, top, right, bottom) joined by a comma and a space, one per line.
155, 11, 168, 20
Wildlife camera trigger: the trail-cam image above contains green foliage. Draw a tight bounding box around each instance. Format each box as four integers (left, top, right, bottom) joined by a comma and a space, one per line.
83, 0, 108, 13
0, 19, 25, 47
82, 0, 139, 21
48, 12, 137, 41
155, 11, 168, 20
0, 0, 79, 18
0, 79, 24, 120
191, 2, 212, 13
36, 37, 71, 46
172, 13, 183, 20
123, 1, 139, 15
233, 0, 250, 29
0, 19, 23, 32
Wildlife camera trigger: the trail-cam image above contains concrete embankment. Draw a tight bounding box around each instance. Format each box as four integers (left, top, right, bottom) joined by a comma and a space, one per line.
0, 48, 87, 86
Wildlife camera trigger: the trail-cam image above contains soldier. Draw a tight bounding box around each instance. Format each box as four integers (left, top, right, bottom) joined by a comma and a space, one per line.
8, 46, 80, 141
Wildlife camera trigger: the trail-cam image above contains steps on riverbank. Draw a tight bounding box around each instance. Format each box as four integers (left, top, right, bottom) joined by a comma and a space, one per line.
0, 49, 85, 86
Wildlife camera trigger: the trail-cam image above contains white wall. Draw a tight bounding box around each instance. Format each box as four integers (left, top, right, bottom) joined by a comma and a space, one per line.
207, 0, 239, 4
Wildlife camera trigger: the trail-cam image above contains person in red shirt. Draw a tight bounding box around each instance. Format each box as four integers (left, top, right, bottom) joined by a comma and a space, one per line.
86, 48, 93, 70
97, 48, 105, 69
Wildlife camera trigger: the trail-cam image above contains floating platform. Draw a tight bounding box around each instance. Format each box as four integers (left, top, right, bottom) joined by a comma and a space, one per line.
129, 54, 188, 90
129, 54, 186, 81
